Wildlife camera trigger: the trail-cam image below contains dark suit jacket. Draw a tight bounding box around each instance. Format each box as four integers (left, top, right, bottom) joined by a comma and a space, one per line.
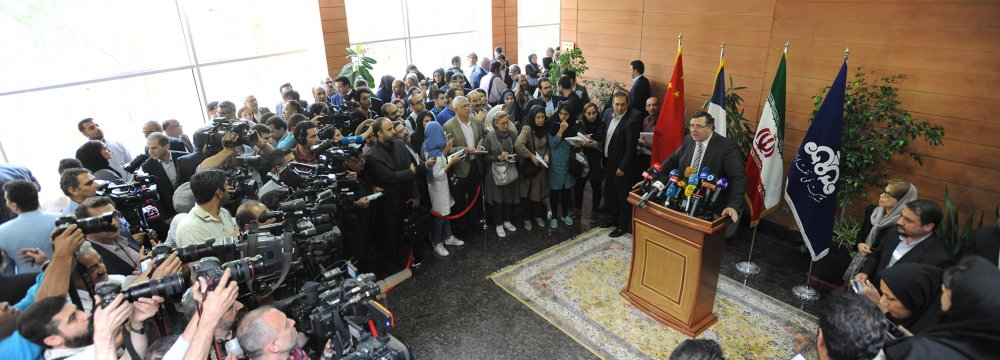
661, 134, 746, 213
364, 140, 420, 208
176, 151, 206, 185
603, 108, 641, 175
860, 230, 953, 287
141, 151, 184, 219
144, 138, 188, 156
90, 238, 140, 276
629, 75, 651, 117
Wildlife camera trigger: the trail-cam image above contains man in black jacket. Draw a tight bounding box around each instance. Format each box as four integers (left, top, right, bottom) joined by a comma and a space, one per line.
364, 118, 421, 277
176, 125, 211, 185
629, 60, 651, 118
661, 111, 745, 223
856, 199, 953, 289
75, 197, 141, 276
601, 91, 641, 238
142, 133, 184, 222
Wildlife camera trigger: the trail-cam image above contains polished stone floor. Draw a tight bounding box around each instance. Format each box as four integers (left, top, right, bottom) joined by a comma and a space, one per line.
385, 200, 831, 359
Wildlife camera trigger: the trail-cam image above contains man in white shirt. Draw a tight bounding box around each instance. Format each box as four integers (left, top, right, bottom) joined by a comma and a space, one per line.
175, 169, 238, 247
77, 118, 133, 181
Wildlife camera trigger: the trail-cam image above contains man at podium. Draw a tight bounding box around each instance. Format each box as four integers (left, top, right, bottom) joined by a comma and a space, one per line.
660, 111, 745, 223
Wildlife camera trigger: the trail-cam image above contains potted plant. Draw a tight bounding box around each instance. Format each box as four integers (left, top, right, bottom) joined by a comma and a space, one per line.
938, 185, 983, 257
339, 45, 376, 88
547, 45, 587, 84
811, 216, 861, 286
583, 77, 625, 107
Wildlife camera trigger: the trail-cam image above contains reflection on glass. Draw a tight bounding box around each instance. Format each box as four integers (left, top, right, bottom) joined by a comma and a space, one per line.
518, 26, 560, 66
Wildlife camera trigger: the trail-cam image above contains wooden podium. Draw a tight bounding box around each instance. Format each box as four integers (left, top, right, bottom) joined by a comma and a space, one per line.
621, 189, 729, 337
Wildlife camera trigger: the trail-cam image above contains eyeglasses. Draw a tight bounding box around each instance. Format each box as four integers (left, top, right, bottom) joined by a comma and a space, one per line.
689, 123, 710, 129
881, 189, 895, 199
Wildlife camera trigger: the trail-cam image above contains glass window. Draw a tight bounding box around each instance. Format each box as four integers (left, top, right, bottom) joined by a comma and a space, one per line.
409, 33, 477, 71
199, 51, 328, 111
407, 0, 474, 37
344, 0, 406, 43
517, 0, 560, 66
184, 0, 326, 63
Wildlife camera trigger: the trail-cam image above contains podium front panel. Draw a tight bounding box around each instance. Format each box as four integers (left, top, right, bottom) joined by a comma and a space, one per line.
629, 218, 702, 324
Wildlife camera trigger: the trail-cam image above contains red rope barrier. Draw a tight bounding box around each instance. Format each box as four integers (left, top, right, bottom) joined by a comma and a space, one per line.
429, 185, 482, 220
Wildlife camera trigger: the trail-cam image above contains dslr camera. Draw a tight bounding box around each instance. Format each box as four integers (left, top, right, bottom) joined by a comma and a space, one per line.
93, 273, 187, 308
191, 255, 266, 291
52, 212, 118, 238
202, 118, 260, 153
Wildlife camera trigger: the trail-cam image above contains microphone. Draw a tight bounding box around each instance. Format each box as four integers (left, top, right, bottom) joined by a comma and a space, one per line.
709, 178, 729, 208
376, 268, 413, 294
683, 166, 695, 179
638, 163, 662, 192
123, 154, 150, 174
638, 169, 674, 208
688, 193, 705, 216
683, 171, 699, 212
663, 171, 682, 207
257, 211, 284, 224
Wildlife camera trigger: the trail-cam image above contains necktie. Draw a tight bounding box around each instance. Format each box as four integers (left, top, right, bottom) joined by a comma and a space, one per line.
691, 142, 704, 172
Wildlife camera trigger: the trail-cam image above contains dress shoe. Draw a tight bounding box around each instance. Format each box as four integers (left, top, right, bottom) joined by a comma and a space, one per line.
609, 228, 627, 238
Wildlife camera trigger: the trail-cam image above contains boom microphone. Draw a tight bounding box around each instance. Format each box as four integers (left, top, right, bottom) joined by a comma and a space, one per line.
709, 178, 729, 208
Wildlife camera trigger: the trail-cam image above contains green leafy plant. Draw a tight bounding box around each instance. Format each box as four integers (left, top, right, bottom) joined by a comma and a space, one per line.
583, 77, 625, 106
832, 215, 862, 256
547, 46, 587, 84
339, 45, 377, 88
938, 185, 983, 257
811, 68, 945, 213
701, 76, 754, 160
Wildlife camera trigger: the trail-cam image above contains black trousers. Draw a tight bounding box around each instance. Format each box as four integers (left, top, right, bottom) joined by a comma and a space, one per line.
603, 168, 631, 231
574, 177, 603, 214
451, 165, 483, 236
549, 189, 573, 219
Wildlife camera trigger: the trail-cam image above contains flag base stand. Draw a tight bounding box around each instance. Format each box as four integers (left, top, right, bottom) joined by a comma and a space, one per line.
791, 260, 820, 302
736, 227, 761, 275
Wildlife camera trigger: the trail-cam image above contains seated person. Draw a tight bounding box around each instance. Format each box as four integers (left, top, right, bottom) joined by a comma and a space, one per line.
864, 263, 943, 336
855, 199, 952, 289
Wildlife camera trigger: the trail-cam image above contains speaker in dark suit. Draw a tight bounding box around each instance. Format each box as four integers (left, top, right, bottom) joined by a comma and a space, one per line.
601, 92, 641, 237
660, 111, 746, 221
629, 60, 651, 118
858, 199, 954, 288
141, 150, 184, 220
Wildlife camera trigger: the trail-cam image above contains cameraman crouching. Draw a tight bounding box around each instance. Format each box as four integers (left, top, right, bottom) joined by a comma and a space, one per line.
236, 306, 309, 360
75, 197, 142, 277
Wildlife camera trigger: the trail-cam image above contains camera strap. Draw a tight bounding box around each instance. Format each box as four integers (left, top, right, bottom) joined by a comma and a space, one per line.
121, 323, 143, 360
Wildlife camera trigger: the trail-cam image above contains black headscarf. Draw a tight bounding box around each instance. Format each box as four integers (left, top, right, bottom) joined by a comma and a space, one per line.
432, 68, 447, 88
75, 140, 121, 178
548, 102, 577, 137
885, 256, 1000, 359
411, 110, 435, 153
527, 105, 547, 138
375, 75, 395, 104
881, 263, 943, 334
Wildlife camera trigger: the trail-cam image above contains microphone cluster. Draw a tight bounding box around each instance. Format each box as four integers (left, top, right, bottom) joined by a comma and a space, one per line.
636, 165, 729, 220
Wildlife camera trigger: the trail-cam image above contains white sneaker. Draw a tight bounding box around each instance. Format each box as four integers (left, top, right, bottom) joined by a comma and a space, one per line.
445, 236, 465, 247
495, 225, 507, 238
433, 243, 450, 257
503, 221, 517, 232
523, 220, 533, 231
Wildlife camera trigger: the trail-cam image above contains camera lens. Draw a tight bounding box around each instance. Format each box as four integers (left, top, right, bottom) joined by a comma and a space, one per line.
76, 212, 117, 234
125, 273, 186, 301
223, 255, 265, 283
94, 281, 123, 309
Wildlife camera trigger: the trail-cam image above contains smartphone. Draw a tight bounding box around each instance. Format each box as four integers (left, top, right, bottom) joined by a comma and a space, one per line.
849, 279, 863, 294
140, 258, 152, 272
884, 318, 905, 339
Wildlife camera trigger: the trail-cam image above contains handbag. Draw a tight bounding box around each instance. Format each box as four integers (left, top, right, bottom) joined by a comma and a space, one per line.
568, 148, 589, 178
492, 161, 519, 186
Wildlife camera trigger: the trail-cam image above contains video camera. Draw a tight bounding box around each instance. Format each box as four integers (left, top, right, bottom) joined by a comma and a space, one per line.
94, 174, 160, 239
202, 118, 260, 154
274, 262, 412, 360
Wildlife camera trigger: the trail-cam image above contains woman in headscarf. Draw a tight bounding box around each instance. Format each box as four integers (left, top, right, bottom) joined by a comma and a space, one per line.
524, 53, 540, 94
884, 256, 1000, 359
422, 121, 463, 258
405, 64, 426, 82
573, 102, 606, 221
490, 89, 521, 131
514, 105, 550, 230
546, 102, 577, 229
75, 140, 123, 183
875, 263, 944, 337
410, 110, 435, 153
431, 68, 447, 89
483, 110, 520, 238
375, 75, 396, 105
844, 179, 919, 280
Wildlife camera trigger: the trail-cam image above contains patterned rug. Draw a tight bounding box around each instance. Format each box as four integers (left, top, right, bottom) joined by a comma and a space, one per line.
490, 228, 819, 360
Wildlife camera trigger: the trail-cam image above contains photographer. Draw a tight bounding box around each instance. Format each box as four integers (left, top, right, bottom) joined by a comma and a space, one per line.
175, 169, 238, 247
17, 290, 162, 360
236, 306, 308, 360
0, 224, 84, 360
196, 124, 274, 173
75, 197, 142, 277
60, 168, 99, 216
258, 149, 294, 198
292, 122, 320, 164
349, 88, 379, 133
161, 269, 239, 359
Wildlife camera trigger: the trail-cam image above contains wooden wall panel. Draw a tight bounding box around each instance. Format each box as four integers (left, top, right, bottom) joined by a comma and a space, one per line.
319, 1, 349, 77
564, 0, 1000, 229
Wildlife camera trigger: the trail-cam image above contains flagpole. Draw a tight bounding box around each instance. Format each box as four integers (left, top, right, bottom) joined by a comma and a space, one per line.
793, 260, 820, 302
678, 33, 682, 49
720, 42, 725, 61
736, 227, 761, 278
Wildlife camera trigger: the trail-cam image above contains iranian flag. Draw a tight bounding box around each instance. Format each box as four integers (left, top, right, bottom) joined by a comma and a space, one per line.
745, 51, 787, 227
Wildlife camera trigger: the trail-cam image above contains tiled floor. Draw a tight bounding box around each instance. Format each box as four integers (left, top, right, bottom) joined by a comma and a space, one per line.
385, 200, 831, 359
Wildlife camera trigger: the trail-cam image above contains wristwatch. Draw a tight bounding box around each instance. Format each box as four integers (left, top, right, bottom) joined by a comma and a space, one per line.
128, 323, 146, 334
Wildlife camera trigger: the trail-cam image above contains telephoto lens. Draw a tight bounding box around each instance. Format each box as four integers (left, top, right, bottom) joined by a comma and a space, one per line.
124, 273, 187, 301
192, 255, 265, 291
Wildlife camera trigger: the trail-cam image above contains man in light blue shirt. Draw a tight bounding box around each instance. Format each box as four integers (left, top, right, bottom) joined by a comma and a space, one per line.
0, 181, 58, 275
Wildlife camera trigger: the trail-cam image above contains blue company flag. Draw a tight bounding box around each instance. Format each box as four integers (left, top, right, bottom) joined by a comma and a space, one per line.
784, 60, 847, 261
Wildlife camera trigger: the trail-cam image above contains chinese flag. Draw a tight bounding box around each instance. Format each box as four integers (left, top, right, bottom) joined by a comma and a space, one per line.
652, 46, 684, 166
